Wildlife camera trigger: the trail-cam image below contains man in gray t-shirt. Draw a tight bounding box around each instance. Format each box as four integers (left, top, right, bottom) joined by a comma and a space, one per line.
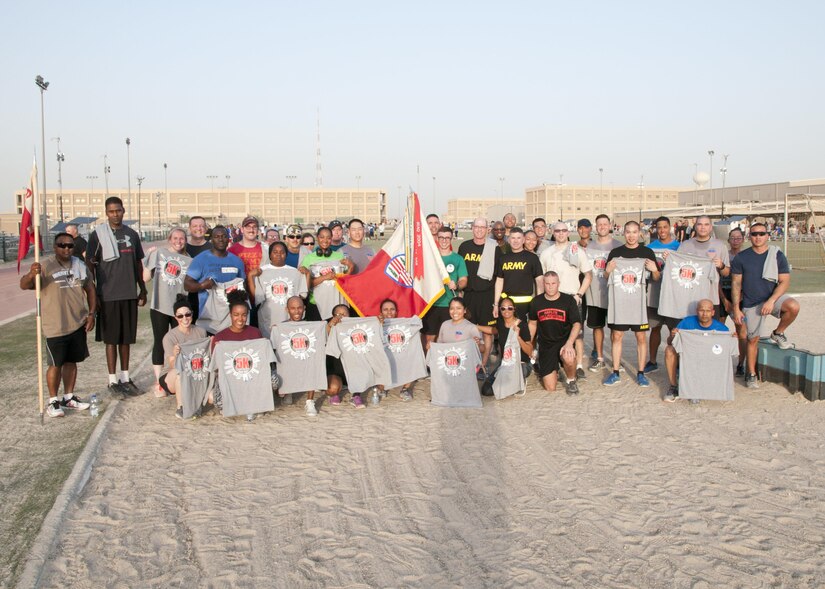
340, 218, 376, 274
658, 252, 718, 320
676, 215, 729, 307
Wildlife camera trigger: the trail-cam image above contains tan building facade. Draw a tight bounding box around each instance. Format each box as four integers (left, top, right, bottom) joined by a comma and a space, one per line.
445, 198, 525, 225
679, 179, 825, 208
12, 188, 388, 228
525, 184, 684, 223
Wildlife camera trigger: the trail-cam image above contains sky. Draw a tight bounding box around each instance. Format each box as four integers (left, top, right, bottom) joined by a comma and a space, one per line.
2, 0, 824, 219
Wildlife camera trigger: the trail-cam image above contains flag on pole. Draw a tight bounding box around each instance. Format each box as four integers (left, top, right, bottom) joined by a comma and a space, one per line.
336, 192, 448, 317
18, 157, 38, 272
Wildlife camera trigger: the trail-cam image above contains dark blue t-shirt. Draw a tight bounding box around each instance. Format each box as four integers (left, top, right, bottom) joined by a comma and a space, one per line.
284, 250, 300, 269
730, 247, 789, 308
676, 316, 729, 331
187, 250, 246, 311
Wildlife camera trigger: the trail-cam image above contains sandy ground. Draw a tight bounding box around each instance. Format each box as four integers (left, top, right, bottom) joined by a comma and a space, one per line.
34, 330, 825, 588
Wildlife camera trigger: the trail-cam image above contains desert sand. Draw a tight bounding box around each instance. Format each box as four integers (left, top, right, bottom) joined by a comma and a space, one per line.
34, 352, 825, 588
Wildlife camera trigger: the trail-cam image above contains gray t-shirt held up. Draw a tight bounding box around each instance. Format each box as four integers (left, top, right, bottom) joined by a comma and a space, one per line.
271, 321, 329, 394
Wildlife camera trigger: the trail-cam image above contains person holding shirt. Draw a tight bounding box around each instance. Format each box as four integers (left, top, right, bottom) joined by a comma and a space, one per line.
644, 216, 681, 374
424, 226, 468, 344
184, 226, 246, 317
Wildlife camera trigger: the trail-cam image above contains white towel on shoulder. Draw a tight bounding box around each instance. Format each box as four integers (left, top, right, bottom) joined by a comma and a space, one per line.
476, 238, 498, 281
762, 245, 780, 283
95, 223, 120, 261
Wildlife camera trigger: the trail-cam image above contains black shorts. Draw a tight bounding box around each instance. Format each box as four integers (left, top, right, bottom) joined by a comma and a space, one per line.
586, 306, 608, 329
96, 299, 138, 345
609, 323, 650, 333
46, 326, 90, 367
648, 307, 678, 330
325, 355, 347, 385
537, 341, 565, 377
463, 290, 495, 326
423, 306, 451, 336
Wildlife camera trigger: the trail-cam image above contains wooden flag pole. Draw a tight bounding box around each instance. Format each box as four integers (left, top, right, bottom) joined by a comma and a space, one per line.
35, 77, 48, 424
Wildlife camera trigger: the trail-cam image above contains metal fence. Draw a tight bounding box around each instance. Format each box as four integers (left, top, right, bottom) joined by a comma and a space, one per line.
2, 229, 170, 264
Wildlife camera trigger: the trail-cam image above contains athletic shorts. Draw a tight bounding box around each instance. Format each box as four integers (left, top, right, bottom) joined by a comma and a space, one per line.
326, 354, 348, 385
537, 341, 565, 377
743, 295, 791, 339
608, 323, 650, 333
46, 326, 89, 367
96, 299, 138, 345
463, 290, 495, 327
647, 307, 680, 330
423, 306, 451, 336
586, 306, 607, 329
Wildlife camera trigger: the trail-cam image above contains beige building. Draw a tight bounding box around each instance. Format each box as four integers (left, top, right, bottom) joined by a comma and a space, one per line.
679, 179, 825, 208
525, 184, 684, 223
11, 188, 388, 228
444, 198, 525, 225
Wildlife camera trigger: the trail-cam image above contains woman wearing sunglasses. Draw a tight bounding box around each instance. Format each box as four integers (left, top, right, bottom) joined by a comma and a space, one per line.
479, 297, 533, 396
160, 295, 208, 418
143, 227, 191, 396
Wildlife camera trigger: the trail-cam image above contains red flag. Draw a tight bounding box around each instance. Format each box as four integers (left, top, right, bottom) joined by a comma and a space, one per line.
336, 192, 448, 317
18, 158, 38, 272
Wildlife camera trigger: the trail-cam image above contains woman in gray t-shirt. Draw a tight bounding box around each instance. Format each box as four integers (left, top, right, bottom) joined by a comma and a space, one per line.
144, 228, 191, 396
436, 298, 485, 355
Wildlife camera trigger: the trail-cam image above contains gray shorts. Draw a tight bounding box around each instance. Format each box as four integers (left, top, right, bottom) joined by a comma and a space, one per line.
743, 294, 792, 339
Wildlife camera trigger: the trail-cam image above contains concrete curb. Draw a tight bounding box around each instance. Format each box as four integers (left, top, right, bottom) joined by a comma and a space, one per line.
16, 398, 122, 589
0, 309, 35, 328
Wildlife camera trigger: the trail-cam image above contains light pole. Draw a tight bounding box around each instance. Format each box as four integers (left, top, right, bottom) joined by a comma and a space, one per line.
638, 175, 645, 221
207, 175, 217, 192
125, 138, 133, 218
87, 175, 98, 196
432, 176, 436, 213
286, 175, 296, 223
155, 191, 161, 229
499, 177, 505, 200
136, 176, 144, 231
558, 174, 564, 220
103, 154, 111, 196
35, 75, 49, 239
599, 168, 604, 212
356, 175, 361, 190
707, 150, 715, 207
53, 137, 65, 221
720, 154, 729, 217
225, 175, 230, 190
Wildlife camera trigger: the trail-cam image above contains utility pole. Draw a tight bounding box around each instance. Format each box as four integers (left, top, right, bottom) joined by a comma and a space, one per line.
126, 138, 133, 218
52, 137, 65, 221
103, 154, 111, 196
136, 175, 144, 231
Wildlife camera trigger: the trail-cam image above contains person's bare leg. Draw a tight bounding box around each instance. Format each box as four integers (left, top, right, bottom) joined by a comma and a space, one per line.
46, 365, 61, 397
635, 332, 648, 373
561, 354, 577, 381
106, 344, 118, 374
611, 330, 623, 371
746, 336, 759, 374
594, 327, 604, 358
482, 332, 493, 367
574, 339, 583, 369
541, 372, 559, 392
61, 363, 78, 396
648, 326, 662, 364
775, 298, 800, 333
664, 345, 678, 386
119, 344, 131, 372
736, 322, 748, 365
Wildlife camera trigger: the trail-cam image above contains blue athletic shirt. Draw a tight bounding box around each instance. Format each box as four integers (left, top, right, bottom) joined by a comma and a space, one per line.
676, 316, 729, 331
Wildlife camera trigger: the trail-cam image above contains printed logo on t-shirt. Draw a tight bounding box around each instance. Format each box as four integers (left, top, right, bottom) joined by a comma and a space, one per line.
384, 254, 413, 288
182, 346, 211, 381
589, 253, 608, 277
437, 346, 468, 377
280, 327, 318, 361
614, 267, 642, 294
341, 323, 376, 354
501, 343, 518, 366
670, 261, 703, 289
537, 308, 567, 322
384, 324, 412, 353
223, 347, 261, 382
712, 343, 723, 355
220, 267, 239, 275
160, 254, 186, 286
445, 263, 456, 273
264, 278, 293, 304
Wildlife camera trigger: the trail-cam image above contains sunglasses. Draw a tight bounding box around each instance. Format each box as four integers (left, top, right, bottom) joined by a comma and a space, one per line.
499, 306, 515, 311
315, 248, 332, 257
175, 312, 193, 319
303, 241, 315, 246
750, 231, 768, 236
55, 243, 74, 249
286, 235, 301, 239
553, 229, 568, 233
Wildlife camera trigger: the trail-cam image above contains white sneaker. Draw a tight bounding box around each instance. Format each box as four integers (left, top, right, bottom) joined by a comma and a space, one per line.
305, 399, 318, 416
61, 395, 90, 411
47, 400, 65, 418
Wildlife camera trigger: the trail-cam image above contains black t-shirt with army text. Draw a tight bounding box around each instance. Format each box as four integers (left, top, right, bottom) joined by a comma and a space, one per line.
458, 240, 502, 292
495, 250, 543, 297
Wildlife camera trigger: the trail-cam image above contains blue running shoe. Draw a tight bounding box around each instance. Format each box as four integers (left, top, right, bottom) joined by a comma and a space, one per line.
637, 373, 650, 387
643, 361, 658, 374
603, 372, 621, 386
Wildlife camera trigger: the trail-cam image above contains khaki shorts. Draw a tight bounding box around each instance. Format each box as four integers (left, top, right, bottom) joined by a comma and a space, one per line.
743, 294, 791, 339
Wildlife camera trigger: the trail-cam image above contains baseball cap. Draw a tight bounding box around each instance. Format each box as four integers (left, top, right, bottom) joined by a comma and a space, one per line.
285, 223, 302, 237
242, 216, 259, 227
577, 218, 592, 228
328, 220, 343, 230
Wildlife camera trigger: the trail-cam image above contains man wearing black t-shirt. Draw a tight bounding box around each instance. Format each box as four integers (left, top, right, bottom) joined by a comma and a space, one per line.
493, 227, 543, 321
528, 271, 581, 395
185, 216, 212, 320
603, 221, 660, 388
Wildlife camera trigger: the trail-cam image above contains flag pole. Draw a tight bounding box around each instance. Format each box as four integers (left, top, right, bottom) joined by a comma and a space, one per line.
35, 76, 48, 425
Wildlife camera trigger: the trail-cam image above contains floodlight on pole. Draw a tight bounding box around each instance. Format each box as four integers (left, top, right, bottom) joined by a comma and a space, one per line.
52, 137, 65, 221
136, 175, 144, 231
707, 150, 715, 206
126, 138, 133, 218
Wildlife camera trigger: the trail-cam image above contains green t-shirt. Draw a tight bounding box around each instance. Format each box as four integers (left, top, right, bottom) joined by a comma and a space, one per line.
433, 252, 468, 307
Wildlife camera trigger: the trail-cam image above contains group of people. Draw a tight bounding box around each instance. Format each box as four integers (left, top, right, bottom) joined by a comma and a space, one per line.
21, 196, 801, 419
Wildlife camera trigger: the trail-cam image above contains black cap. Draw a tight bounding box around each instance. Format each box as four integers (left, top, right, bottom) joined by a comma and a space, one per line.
328, 220, 343, 229
577, 218, 592, 228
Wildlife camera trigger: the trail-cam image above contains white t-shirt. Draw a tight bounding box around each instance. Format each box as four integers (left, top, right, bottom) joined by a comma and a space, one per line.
539, 242, 593, 295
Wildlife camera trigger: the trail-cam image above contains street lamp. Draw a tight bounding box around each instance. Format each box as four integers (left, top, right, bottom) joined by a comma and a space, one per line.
356, 175, 361, 190
499, 177, 505, 199
103, 154, 111, 195
154, 191, 161, 229
599, 168, 604, 212
52, 137, 65, 221
136, 176, 144, 231
286, 175, 296, 223
432, 176, 436, 213
207, 175, 217, 192
225, 175, 230, 190
126, 138, 133, 218
708, 150, 715, 207
87, 175, 98, 196
720, 154, 729, 217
